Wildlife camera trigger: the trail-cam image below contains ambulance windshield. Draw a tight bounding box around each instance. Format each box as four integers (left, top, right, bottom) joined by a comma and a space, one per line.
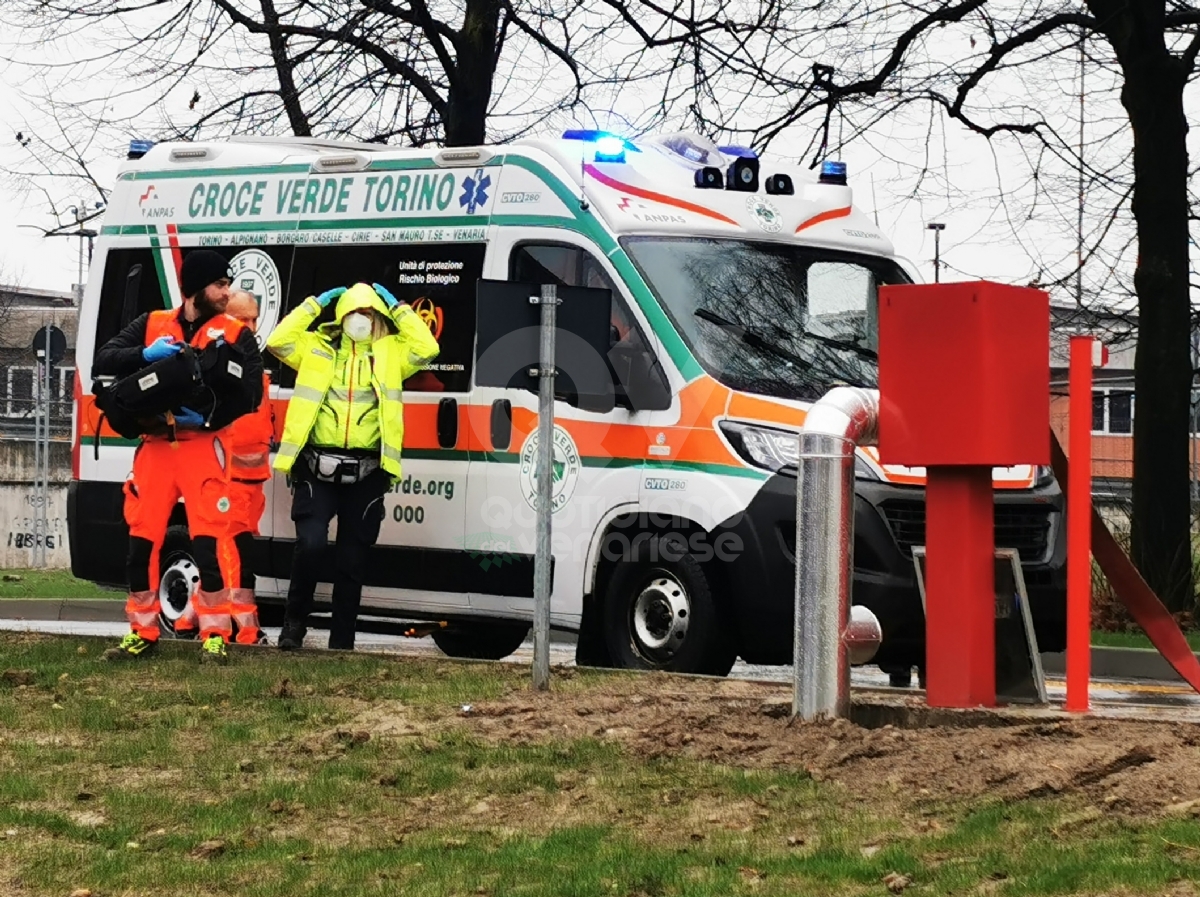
622, 236, 910, 401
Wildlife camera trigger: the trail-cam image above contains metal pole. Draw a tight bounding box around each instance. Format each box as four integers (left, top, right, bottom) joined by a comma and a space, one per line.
32, 347, 42, 567
34, 339, 48, 568
793, 387, 882, 720
532, 282, 558, 691
934, 230, 941, 283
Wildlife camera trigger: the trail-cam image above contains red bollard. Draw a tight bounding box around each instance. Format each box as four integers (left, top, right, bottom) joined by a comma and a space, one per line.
1065, 336, 1102, 712
879, 282, 1050, 709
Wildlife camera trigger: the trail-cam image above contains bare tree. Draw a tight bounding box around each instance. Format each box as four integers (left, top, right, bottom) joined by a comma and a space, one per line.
641, 0, 1198, 608
1, 0, 613, 148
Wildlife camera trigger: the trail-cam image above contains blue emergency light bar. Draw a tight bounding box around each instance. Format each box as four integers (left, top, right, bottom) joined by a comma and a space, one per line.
720, 145, 758, 159
128, 139, 155, 159
819, 160, 848, 185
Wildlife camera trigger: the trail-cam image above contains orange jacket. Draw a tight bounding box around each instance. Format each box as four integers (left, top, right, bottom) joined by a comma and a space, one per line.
143, 309, 250, 442
225, 373, 274, 482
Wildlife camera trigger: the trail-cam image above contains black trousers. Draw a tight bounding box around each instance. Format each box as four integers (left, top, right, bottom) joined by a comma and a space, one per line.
284, 460, 389, 649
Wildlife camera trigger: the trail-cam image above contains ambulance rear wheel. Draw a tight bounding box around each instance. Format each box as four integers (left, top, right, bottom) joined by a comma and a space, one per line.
158, 526, 198, 637
602, 534, 736, 676
432, 622, 531, 660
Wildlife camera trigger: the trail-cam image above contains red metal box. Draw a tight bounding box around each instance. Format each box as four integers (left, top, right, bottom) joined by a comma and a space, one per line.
878, 281, 1050, 467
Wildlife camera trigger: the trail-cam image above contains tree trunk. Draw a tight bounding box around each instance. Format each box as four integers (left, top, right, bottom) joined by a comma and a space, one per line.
260, 0, 311, 137
445, 0, 501, 146
1112, 17, 1195, 610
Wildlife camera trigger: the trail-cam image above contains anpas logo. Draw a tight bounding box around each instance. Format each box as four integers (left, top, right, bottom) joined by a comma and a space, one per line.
138, 184, 176, 219
459, 168, 491, 215
747, 196, 782, 233
228, 249, 282, 344
412, 297, 444, 340
617, 195, 685, 224
519, 425, 581, 514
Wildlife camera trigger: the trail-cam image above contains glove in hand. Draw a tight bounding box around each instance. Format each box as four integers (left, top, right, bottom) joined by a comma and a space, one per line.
142, 336, 182, 363
173, 406, 205, 427
372, 283, 401, 309
316, 286, 347, 308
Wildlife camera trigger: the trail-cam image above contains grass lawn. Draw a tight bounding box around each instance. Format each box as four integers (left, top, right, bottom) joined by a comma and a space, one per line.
0, 569, 117, 600
1, 633, 1199, 897
1090, 629, 1200, 651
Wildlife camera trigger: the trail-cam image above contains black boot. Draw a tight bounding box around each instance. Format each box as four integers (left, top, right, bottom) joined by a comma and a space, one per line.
278, 619, 307, 651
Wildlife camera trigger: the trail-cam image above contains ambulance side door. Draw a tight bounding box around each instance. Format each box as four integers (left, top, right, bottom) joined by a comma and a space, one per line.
467, 231, 664, 626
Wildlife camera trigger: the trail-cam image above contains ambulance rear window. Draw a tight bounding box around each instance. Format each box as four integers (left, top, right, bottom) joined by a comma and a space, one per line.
92, 248, 169, 359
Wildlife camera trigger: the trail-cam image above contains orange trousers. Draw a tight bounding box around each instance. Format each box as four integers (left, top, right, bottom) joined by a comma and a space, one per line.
122, 436, 233, 643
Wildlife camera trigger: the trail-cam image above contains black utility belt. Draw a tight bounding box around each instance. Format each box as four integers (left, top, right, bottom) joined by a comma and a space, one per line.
303, 447, 380, 485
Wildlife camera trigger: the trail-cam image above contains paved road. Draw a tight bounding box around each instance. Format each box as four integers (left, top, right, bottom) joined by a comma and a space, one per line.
3, 617, 1199, 719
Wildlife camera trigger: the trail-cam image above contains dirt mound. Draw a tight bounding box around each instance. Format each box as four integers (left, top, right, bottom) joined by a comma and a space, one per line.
462, 676, 1200, 817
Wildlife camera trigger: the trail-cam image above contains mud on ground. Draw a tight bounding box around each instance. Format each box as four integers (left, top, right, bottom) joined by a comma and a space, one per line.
445, 672, 1200, 819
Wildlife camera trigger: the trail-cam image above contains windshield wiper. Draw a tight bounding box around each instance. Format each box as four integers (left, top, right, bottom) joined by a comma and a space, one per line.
804, 330, 878, 361
694, 308, 812, 373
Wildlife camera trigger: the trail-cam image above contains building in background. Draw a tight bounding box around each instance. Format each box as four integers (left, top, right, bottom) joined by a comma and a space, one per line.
0, 284, 77, 442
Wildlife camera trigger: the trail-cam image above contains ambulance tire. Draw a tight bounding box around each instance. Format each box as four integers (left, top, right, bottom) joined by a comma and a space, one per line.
432, 622, 531, 661
602, 535, 737, 676
158, 526, 199, 637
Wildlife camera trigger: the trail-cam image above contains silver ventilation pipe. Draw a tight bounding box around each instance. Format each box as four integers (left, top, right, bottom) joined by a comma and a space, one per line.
793, 386, 884, 720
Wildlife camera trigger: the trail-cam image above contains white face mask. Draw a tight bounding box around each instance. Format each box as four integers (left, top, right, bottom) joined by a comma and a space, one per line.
342, 311, 373, 342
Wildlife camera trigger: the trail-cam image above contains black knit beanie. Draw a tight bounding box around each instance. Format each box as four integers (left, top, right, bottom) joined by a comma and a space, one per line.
180, 250, 231, 298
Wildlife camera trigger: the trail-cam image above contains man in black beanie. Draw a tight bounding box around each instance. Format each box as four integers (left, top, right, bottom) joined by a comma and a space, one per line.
94, 248, 264, 664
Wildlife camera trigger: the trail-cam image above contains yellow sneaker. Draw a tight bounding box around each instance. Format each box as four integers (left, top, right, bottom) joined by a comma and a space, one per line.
199, 635, 228, 665
102, 632, 157, 661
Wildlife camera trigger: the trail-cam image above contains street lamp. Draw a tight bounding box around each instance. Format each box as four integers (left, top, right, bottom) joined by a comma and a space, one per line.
927, 222, 946, 283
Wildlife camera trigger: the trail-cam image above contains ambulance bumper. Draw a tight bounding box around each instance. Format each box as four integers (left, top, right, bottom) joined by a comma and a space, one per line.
715, 470, 1067, 668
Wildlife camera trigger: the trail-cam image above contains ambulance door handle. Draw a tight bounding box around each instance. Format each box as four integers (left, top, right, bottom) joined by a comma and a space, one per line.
437, 398, 458, 449
491, 399, 512, 451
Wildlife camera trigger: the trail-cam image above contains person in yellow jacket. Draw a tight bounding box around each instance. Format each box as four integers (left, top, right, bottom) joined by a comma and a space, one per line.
267, 282, 439, 650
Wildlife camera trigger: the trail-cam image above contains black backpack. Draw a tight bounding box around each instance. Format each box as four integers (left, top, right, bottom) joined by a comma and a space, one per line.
93, 345, 203, 439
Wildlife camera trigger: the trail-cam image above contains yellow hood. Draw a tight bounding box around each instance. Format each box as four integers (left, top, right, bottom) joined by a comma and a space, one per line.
334, 283, 391, 322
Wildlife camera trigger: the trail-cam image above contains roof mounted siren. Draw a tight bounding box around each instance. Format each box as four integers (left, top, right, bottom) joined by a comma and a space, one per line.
764, 173, 794, 195
720, 146, 759, 192
127, 139, 155, 160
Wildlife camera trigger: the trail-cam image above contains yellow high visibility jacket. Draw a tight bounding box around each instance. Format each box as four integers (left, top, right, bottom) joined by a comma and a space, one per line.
267, 284, 440, 479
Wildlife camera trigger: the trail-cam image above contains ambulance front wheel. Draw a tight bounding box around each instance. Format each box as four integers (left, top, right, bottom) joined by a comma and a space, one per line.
602, 534, 737, 676
158, 525, 199, 637
432, 622, 531, 661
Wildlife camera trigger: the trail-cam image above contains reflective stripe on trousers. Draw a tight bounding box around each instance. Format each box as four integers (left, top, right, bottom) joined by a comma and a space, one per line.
229, 588, 261, 644
126, 589, 160, 641
194, 588, 233, 641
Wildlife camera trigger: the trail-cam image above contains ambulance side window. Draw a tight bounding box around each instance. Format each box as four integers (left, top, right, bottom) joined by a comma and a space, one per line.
511, 243, 665, 408
93, 248, 168, 359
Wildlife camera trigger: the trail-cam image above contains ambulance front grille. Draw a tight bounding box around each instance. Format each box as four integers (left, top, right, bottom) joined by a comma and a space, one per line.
879, 500, 1052, 563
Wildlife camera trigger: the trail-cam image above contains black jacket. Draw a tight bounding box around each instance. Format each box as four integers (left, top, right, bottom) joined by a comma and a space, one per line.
94, 310, 264, 432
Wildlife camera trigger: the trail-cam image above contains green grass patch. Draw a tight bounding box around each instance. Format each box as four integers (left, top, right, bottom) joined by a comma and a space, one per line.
1, 632, 1198, 896
1091, 628, 1200, 651
0, 568, 117, 599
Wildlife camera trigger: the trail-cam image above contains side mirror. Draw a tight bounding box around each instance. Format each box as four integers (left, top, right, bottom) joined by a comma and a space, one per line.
610, 345, 671, 412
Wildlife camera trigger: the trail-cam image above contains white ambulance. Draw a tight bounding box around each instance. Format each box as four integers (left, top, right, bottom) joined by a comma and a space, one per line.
69, 130, 1066, 675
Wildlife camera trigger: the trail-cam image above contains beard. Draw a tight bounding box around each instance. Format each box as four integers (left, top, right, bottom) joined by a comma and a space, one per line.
194, 286, 227, 318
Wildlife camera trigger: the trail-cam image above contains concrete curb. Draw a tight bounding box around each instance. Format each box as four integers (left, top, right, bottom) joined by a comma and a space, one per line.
0, 598, 126, 623
0, 599, 1193, 683
1039, 645, 1200, 683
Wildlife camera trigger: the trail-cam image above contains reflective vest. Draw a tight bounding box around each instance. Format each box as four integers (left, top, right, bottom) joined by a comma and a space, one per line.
225, 373, 274, 481
268, 294, 439, 479
143, 309, 248, 442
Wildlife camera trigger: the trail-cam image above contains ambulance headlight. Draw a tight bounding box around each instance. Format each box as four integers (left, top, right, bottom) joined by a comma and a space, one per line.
594, 136, 626, 163
720, 421, 799, 472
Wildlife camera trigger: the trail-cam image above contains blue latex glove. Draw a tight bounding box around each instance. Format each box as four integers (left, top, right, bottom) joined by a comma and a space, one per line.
315, 286, 347, 308
142, 335, 182, 363
173, 407, 205, 427
372, 282, 400, 309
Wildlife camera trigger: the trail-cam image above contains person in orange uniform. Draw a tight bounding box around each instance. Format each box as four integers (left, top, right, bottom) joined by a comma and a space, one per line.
218, 290, 274, 645
95, 250, 264, 664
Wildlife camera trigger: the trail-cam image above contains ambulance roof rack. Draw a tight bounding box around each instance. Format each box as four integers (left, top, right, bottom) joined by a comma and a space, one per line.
227, 135, 394, 153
